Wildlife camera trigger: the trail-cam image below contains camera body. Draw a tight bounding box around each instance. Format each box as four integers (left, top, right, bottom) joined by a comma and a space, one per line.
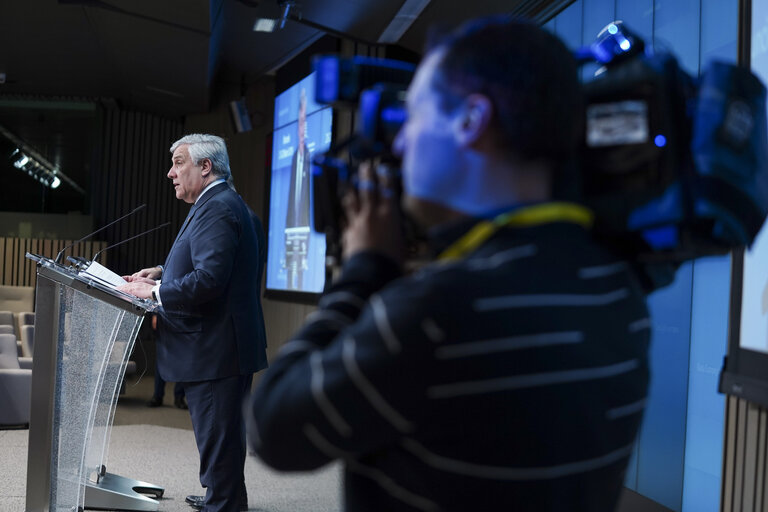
310, 22, 768, 278
580, 22, 768, 266
311, 55, 413, 258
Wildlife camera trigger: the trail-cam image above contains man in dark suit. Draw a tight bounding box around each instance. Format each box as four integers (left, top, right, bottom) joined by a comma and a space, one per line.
284, 88, 311, 290
120, 133, 268, 512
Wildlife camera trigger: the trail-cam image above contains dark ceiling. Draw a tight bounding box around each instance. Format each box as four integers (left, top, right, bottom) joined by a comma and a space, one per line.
0, 0, 570, 214
0, 0, 573, 116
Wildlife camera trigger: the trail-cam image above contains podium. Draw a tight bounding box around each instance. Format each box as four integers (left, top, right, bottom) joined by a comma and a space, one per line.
24, 254, 164, 512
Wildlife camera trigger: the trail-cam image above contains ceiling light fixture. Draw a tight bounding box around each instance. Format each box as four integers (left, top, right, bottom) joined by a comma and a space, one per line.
0, 124, 84, 194
10, 148, 62, 189
253, 0, 294, 32
252, 0, 372, 44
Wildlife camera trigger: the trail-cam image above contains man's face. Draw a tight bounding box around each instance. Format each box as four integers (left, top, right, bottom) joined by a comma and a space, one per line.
393, 50, 464, 227
168, 144, 206, 204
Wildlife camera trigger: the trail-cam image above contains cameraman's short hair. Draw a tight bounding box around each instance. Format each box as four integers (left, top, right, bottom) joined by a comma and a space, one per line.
170, 134, 232, 181
428, 16, 583, 168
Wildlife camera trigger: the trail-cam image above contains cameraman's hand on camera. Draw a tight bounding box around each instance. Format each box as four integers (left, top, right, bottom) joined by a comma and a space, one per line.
341, 161, 405, 265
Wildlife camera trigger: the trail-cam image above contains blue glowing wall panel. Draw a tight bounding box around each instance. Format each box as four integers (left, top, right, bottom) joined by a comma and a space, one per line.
700, 0, 738, 62
654, 0, 701, 75
637, 263, 693, 511
683, 256, 729, 512
616, 0, 653, 45
548, 0, 738, 510
552, 0, 583, 50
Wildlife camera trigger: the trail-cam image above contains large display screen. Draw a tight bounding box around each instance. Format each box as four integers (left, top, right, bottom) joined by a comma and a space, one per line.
738, 1, 768, 353
265, 72, 332, 296
720, 0, 768, 409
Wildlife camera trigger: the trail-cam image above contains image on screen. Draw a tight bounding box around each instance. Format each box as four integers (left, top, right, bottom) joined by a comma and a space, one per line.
266, 72, 332, 295
739, 3, 768, 353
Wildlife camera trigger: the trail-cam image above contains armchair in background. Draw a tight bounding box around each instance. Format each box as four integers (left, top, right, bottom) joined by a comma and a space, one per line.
20, 324, 34, 359
0, 332, 31, 427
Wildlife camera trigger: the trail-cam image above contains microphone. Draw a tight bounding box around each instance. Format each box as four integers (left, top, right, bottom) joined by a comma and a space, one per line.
55, 204, 147, 264
91, 222, 171, 263
66, 255, 89, 270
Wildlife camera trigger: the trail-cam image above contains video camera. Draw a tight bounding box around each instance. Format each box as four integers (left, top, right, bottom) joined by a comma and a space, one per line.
310, 55, 415, 261
310, 21, 768, 283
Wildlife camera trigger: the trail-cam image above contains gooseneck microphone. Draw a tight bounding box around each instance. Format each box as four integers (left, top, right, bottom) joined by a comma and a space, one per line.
55, 204, 147, 264
91, 222, 171, 263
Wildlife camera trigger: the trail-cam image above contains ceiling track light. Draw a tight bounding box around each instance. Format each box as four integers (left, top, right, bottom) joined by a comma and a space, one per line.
252, 0, 373, 45
1, 125, 83, 193
10, 148, 61, 189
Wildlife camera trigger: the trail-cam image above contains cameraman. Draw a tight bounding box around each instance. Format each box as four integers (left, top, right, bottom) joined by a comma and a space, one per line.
248, 16, 650, 511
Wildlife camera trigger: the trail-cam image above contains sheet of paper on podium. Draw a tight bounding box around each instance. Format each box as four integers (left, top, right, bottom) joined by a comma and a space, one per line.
79, 261, 127, 289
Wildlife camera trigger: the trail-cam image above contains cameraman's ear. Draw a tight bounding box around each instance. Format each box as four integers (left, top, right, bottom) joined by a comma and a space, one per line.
453, 94, 493, 148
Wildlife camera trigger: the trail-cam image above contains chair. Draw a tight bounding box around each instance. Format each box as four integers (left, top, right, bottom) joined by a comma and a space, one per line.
18, 312, 34, 326
0, 310, 19, 340
20, 324, 34, 358
0, 310, 13, 327
0, 285, 35, 338
0, 325, 20, 355
0, 333, 31, 427
0, 285, 34, 314
17, 311, 34, 343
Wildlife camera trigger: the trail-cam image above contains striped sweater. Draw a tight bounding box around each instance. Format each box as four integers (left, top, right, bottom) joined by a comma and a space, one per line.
248, 217, 650, 511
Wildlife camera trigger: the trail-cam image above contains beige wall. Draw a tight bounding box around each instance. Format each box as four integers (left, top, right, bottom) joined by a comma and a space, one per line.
0, 211, 93, 239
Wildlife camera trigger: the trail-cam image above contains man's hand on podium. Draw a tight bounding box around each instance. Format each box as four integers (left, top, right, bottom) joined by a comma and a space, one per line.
131, 266, 163, 280
118, 276, 155, 300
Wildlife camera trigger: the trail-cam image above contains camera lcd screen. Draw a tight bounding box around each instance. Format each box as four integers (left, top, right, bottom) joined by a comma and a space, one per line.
265, 71, 332, 295
586, 100, 649, 147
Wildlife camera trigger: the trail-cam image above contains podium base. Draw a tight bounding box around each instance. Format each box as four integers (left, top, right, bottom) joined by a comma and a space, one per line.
84, 472, 164, 511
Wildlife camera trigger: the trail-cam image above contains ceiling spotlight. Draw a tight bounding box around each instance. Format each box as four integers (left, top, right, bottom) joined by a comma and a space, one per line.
253, 18, 278, 32
6, 137, 80, 192
253, 1, 295, 32
250, 0, 371, 44
253, 1, 304, 32
11, 149, 29, 169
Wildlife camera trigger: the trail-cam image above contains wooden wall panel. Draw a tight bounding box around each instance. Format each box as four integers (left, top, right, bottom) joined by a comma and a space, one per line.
0, 237, 106, 287
722, 397, 768, 511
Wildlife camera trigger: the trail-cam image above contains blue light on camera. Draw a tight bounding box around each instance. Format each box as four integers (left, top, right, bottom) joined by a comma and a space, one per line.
381, 107, 407, 124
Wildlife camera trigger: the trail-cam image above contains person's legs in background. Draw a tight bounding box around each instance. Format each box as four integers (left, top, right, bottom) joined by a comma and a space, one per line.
174, 381, 188, 409
147, 361, 166, 407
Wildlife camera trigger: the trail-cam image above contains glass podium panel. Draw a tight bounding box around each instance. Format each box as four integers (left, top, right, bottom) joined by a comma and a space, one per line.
25, 254, 162, 512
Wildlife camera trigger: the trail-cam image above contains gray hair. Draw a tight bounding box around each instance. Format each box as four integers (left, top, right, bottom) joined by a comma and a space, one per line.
170, 134, 231, 181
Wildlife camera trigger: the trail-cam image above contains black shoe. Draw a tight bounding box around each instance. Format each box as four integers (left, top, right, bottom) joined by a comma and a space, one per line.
185, 495, 204, 509
174, 395, 188, 409
146, 396, 163, 407
185, 494, 248, 510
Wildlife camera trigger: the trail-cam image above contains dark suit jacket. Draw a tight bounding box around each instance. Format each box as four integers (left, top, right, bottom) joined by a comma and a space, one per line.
156, 182, 268, 382
285, 145, 311, 229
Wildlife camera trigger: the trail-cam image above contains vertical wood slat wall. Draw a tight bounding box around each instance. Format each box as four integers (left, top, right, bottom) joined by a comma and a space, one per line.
93, 109, 185, 277
0, 237, 106, 287
722, 396, 768, 512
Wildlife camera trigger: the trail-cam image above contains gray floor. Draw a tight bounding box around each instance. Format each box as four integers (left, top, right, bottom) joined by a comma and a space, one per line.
2, 373, 668, 512
1, 374, 342, 512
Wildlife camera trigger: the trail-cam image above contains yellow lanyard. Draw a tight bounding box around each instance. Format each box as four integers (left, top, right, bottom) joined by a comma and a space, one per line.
438, 202, 594, 262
